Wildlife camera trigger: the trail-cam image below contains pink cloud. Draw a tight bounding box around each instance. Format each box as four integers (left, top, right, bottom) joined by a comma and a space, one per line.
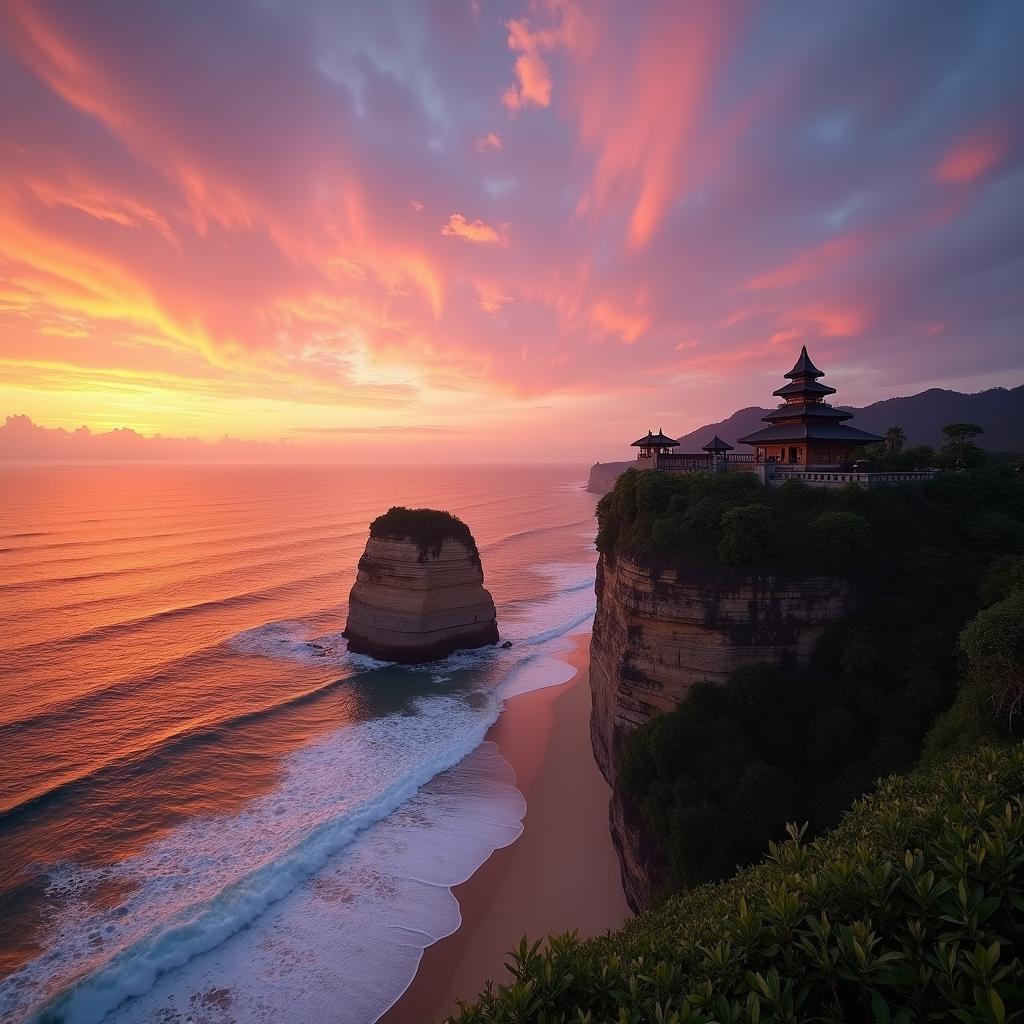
784, 303, 869, 338
935, 129, 1009, 185
501, 2, 587, 110
475, 283, 514, 314
474, 131, 504, 152
743, 236, 864, 291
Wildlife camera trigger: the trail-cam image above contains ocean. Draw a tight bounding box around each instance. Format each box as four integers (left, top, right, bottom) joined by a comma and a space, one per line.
0, 464, 599, 1024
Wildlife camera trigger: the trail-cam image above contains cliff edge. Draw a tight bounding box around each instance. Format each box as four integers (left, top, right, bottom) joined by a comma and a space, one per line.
344, 507, 498, 663
586, 461, 632, 495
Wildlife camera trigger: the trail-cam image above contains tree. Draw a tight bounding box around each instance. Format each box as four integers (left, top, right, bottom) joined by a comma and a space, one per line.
809, 510, 872, 571
959, 591, 1024, 730
717, 504, 781, 563
941, 422, 985, 467
885, 426, 906, 454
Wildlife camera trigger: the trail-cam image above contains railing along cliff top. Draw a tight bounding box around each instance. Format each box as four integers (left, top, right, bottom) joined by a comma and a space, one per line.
767, 466, 938, 486
656, 453, 756, 470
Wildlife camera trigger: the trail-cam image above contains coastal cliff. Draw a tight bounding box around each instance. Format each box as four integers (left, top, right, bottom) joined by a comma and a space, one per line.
590, 551, 852, 906
590, 553, 852, 779
344, 508, 498, 663
586, 461, 631, 495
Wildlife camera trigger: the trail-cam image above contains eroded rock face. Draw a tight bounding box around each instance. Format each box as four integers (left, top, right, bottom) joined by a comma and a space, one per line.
589, 551, 853, 908
590, 553, 852, 781
344, 511, 498, 663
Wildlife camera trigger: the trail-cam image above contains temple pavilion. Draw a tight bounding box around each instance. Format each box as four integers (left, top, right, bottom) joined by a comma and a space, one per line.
631, 429, 679, 459
738, 346, 883, 466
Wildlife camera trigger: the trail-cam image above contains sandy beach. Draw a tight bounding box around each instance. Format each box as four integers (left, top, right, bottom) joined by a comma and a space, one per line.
382, 633, 630, 1023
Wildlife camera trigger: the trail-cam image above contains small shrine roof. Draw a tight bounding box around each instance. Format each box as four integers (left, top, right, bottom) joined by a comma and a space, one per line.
702, 434, 735, 452
631, 429, 679, 448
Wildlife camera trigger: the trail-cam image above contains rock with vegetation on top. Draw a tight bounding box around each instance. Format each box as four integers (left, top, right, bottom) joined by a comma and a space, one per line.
343, 506, 498, 664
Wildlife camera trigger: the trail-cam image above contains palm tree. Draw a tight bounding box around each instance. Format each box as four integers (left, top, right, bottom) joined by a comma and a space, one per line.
941, 422, 985, 467
885, 426, 906, 454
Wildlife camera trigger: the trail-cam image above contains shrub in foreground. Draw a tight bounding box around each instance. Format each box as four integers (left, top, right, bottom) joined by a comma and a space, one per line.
446, 746, 1024, 1023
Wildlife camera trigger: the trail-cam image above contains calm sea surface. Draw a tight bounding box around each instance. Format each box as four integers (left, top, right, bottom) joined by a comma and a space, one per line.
0, 464, 598, 1024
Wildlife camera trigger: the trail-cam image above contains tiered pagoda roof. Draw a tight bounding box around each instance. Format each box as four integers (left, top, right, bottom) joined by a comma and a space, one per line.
738, 346, 883, 447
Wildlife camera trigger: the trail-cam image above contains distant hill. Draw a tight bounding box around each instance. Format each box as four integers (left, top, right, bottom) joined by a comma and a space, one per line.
672, 385, 1024, 453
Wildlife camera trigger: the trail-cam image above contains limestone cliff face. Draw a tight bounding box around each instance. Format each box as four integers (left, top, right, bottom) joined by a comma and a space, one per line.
586, 461, 632, 495
590, 552, 852, 908
344, 535, 498, 663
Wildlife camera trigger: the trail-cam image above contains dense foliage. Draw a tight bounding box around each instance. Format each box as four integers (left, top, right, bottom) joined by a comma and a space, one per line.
599, 465, 1024, 889
447, 746, 1024, 1023
369, 505, 479, 562
595, 464, 1024, 571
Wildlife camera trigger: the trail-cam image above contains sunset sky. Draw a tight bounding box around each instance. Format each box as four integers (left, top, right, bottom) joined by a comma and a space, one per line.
1, 0, 1022, 461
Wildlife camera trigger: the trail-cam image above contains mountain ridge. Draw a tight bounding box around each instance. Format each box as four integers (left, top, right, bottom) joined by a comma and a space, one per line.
671, 384, 1024, 453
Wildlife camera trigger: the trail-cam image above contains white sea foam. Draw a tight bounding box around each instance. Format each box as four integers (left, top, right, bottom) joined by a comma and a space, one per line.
98, 742, 524, 1024
1, 694, 503, 1024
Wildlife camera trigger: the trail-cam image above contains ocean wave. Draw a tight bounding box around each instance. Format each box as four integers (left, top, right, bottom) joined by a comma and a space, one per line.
230, 620, 502, 679
0, 531, 358, 601
480, 516, 594, 551
99, 742, 526, 1024
0, 665, 357, 820
3, 693, 502, 1024
2, 571, 344, 661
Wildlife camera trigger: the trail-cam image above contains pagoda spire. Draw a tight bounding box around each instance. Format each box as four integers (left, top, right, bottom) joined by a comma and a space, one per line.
784, 345, 825, 380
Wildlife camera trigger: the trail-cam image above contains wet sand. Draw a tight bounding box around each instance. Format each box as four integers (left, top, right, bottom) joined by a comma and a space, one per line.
382, 634, 630, 1022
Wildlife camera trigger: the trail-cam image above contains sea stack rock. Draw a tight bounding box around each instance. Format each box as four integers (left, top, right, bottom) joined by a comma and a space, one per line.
343, 506, 499, 664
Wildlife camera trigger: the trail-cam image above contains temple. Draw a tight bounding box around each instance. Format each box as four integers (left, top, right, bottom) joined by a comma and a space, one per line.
737, 346, 883, 466
628, 346, 933, 489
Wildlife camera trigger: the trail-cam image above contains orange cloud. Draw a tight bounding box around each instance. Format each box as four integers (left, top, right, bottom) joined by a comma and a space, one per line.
935, 130, 1008, 185
23, 176, 178, 246
441, 213, 507, 245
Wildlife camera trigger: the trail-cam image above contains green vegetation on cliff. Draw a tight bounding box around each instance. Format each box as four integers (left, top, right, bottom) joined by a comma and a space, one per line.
596, 464, 1023, 573
599, 466, 1024, 890
448, 745, 1024, 1023
368, 505, 480, 562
